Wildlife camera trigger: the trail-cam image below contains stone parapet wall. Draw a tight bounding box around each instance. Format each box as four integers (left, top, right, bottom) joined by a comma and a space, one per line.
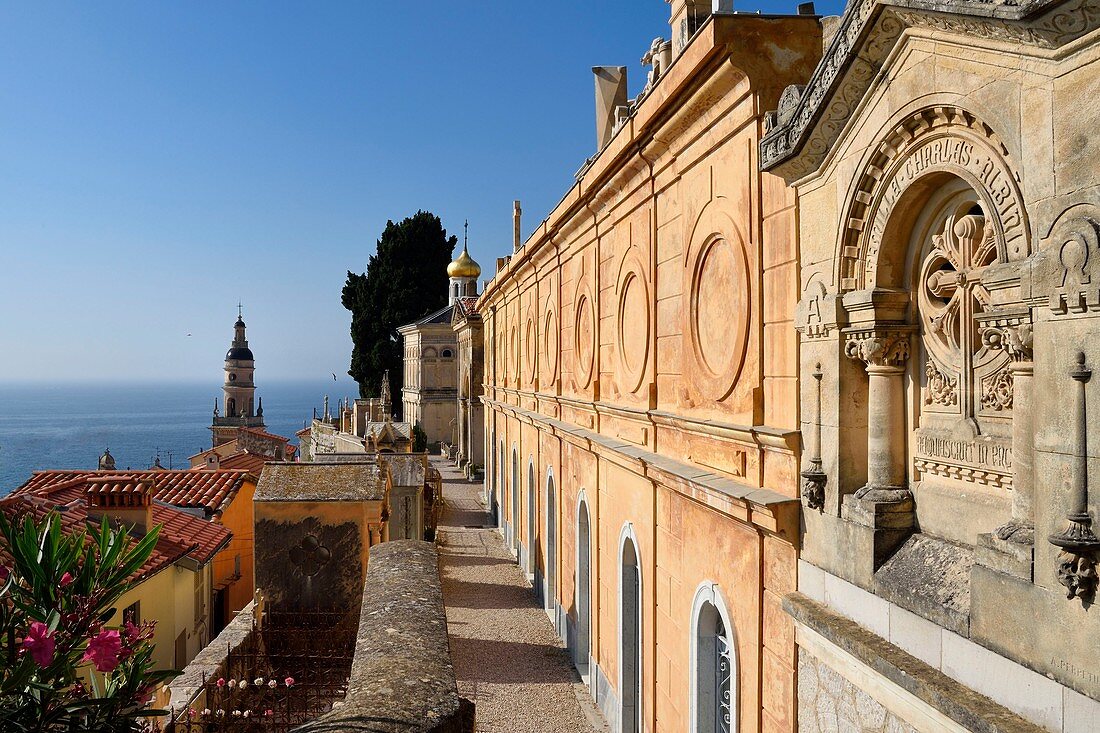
798, 651, 917, 733
166, 601, 257, 713
297, 540, 474, 733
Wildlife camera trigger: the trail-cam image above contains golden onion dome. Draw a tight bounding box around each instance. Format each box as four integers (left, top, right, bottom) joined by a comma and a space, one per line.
447, 247, 481, 278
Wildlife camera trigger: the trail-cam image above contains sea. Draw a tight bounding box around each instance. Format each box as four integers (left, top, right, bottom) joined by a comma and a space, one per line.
0, 378, 362, 494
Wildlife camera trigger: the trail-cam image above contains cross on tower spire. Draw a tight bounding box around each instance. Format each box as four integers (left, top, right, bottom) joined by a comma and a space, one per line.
238, 301, 243, 319
464, 220, 469, 251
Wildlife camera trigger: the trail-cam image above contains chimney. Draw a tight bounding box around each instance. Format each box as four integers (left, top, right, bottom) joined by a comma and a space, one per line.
593, 66, 628, 150
513, 201, 522, 253
86, 476, 155, 535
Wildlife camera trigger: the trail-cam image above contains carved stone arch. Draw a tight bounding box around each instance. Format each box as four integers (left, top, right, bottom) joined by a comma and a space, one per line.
615, 246, 652, 395
837, 104, 1030, 293
683, 199, 752, 402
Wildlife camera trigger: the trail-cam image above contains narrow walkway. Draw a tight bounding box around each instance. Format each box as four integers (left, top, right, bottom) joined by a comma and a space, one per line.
434, 457, 607, 733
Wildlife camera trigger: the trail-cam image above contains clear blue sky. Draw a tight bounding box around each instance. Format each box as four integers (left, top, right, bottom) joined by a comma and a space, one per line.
0, 0, 840, 383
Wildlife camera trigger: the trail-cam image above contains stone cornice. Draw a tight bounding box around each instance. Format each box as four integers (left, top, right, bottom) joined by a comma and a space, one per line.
483, 398, 799, 539
482, 13, 821, 303
759, 0, 1095, 180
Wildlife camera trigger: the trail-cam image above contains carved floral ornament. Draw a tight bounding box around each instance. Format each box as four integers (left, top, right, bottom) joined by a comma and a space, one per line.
844, 329, 911, 368
759, 0, 1100, 178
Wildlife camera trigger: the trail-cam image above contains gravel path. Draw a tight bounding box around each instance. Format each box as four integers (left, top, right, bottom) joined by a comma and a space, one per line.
435, 458, 607, 733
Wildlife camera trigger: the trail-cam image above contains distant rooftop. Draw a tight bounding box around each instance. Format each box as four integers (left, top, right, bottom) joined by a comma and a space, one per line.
255, 462, 385, 502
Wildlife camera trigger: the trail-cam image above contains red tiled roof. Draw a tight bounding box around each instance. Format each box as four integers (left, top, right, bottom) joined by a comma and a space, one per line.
239, 427, 290, 445
0, 483, 231, 582
454, 296, 480, 319
14, 470, 255, 516
218, 451, 269, 474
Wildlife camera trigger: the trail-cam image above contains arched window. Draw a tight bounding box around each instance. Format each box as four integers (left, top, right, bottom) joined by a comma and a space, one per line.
545, 471, 557, 615
620, 526, 642, 733
226, 398, 236, 416
691, 583, 736, 733
527, 461, 537, 580
574, 493, 592, 675
442, 349, 454, 359
511, 447, 520, 556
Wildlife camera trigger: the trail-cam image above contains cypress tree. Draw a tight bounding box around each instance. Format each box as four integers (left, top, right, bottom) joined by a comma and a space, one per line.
342, 211, 457, 412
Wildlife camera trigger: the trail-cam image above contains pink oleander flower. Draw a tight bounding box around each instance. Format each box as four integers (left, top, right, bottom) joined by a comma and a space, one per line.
82, 629, 122, 673
187, 709, 196, 719
227, 679, 237, 688
59, 572, 74, 587
267, 679, 277, 689
216, 677, 226, 688
264, 709, 273, 717
284, 676, 295, 687
22, 621, 56, 667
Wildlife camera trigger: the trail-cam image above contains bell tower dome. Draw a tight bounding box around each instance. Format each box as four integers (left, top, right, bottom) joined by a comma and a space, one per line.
447, 221, 481, 305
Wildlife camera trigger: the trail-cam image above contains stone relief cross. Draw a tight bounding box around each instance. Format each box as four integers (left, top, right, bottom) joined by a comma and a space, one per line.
919, 213, 999, 418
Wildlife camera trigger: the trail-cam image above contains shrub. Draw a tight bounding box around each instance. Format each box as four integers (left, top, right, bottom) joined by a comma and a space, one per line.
0, 510, 176, 732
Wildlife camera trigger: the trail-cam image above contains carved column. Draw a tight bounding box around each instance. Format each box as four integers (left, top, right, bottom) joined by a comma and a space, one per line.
985, 322, 1035, 543
801, 363, 827, 511
1049, 352, 1099, 601
845, 327, 913, 502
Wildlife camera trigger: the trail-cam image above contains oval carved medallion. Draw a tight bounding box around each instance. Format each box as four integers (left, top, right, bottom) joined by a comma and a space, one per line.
690, 235, 750, 400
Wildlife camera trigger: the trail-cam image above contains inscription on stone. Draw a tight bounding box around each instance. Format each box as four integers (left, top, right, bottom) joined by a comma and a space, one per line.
915, 434, 1012, 470
1051, 657, 1100, 686
869, 138, 1027, 275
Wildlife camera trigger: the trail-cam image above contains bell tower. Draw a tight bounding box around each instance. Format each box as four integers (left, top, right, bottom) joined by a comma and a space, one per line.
447, 221, 482, 305
211, 305, 265, 447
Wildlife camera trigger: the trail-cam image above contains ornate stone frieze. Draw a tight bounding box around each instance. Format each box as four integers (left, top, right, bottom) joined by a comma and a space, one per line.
759, 0, 1100, 178
924, 360, 959, 406
844, 328, 911, 367
979, 366, 1014, 411
1042, 213, 1100, 315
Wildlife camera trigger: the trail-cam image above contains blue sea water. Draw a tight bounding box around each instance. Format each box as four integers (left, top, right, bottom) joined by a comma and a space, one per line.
0, 378, 361, 494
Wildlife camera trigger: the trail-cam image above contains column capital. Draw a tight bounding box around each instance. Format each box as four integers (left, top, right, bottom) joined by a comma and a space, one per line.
843, 326, 914, 368
981, 322, 1034, 364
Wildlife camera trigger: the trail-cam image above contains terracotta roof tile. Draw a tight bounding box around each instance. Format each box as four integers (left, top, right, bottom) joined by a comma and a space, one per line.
239, 427, 290, 445
218, 451, 270, 474
0, 483, 230, 582
14, 470, 255, 516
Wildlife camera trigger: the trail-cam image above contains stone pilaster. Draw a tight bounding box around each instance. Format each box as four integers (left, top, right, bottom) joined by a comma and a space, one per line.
976, 319, 1037, 581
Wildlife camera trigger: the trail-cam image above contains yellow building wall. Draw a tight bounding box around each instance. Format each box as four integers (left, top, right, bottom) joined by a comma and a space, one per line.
478, 13, 819, 732
213, 478, 256, 616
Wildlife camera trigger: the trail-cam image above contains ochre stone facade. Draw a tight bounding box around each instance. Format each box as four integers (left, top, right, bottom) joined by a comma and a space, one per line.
762, 0, 1100, 729
480, 11, 821, 732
